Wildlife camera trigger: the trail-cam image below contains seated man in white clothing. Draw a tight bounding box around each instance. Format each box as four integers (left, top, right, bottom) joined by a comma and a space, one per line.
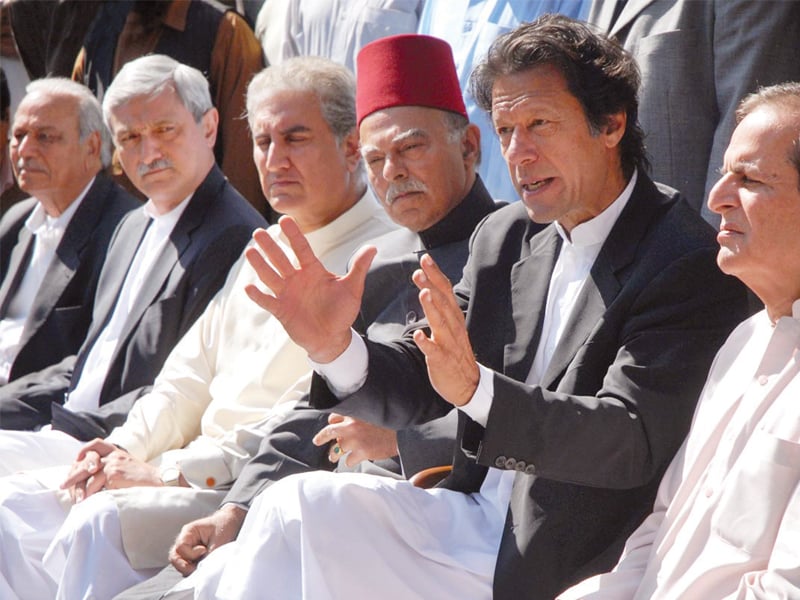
170, 15, 753, 600
0, 56, 395, 600
557, 82, 800, 599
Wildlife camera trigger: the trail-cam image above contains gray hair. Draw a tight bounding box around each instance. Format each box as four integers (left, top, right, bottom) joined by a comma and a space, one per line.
246, 56, 356, 141
736, 82, 800, 186
24, 77, 112, 167
102, 54, 213, 136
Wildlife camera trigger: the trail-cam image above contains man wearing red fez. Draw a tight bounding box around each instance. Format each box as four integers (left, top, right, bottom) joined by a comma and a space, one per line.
169, 16, 751, 600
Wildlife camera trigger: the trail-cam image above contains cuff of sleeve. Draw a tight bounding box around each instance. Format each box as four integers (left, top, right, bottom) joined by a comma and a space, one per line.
458, 363, 494, 427
309, 329, 368, 397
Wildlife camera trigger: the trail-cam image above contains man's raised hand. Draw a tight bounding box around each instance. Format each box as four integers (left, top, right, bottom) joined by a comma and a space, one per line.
244, 216, 376, 363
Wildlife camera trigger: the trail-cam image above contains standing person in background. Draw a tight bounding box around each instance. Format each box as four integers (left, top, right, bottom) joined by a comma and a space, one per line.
72, 0, 273, 221
588, 0, 800, 226
0, 78, 138, 386
418, 0, 591, 203
560, 81, 800, 600
254, 0, 423, 73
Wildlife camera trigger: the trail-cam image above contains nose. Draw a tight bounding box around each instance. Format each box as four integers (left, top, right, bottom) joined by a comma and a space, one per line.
503, 126, 539, 167
381, 153, 407, 182
707, 172, 739, 216
12, 132, 36, 158
139, 132, 164, 165
264, 141, 289, 172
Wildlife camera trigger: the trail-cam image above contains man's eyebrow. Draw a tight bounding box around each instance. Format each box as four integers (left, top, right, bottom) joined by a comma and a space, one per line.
279, 124, 312, 136
391, 128, 429, 145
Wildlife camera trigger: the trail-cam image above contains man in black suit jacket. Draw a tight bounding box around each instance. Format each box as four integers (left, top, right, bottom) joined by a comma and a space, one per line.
174, 16, 754, 600
0, 55, 265, 453
0, 78, 138, 387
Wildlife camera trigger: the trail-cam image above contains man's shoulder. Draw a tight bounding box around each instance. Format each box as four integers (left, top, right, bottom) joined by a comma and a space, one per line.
0, 196, 36, 238
470, 201, 548, 255
185, 168, 268, 235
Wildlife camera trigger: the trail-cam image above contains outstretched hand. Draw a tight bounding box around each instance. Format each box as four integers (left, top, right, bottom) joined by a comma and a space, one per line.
244, 216, 376, 363
412, 254, 480, 407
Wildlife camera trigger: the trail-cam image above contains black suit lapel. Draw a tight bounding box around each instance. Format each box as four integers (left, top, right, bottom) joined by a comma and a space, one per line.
111, 168, 221, 348
609, 0, 657, 37
72, 209, 150, 384
503, 227, 561, 382
540, 174, 669, 388
18, 177, 111, 344
0, 228, 34, 316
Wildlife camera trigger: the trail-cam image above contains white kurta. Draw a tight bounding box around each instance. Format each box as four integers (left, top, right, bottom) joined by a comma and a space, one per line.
0, 192, 396, 600
560, 303, 800, 599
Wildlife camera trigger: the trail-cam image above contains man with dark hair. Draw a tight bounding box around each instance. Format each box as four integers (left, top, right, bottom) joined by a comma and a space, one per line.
173, 15, 752, 599
560, 81, 800, 600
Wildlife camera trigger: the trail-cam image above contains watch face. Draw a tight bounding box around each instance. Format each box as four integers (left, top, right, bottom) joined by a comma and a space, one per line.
161, 466, 181, 486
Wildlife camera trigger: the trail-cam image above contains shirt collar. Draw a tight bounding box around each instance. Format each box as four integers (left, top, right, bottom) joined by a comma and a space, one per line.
142, 192, 193, 233
417, 175, 497, 250
25, 176, 96, 236
554, 169, 638, 249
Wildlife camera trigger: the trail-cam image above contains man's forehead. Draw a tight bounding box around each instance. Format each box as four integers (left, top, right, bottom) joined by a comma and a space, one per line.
15, 93, 78, 127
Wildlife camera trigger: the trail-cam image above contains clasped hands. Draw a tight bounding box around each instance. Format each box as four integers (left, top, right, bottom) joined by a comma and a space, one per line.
60, 438, 169, 504
245, 216, 480, 407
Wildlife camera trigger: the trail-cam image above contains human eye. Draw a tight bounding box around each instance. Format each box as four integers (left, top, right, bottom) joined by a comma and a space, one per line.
36, 131, 61, 144
117, 131, 139, 147
154, 124, 177, 138
364, 153, 385, 168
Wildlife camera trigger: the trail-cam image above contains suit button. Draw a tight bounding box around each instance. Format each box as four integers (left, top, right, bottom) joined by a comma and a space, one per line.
495, 456, 507, 468
524, 464, 536, 475
504, 457, 517, 470
514, 461, 527, 472
406, 311, 418, 324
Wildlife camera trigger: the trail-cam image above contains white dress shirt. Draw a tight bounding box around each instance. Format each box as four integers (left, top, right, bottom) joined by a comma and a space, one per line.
560, 300, 800, 599
64, 196, 191, 412
0, 179, 92, 383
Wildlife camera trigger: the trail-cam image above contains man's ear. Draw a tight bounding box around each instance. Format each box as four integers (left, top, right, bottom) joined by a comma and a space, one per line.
202, 107, 220, 148
342, 128, 361, 172
602, 111, 626, 149
83, 130, 102, 168
462, 123, 481, 166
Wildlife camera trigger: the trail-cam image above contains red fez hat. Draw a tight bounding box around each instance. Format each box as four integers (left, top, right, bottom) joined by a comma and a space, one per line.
356, 34, 466, 126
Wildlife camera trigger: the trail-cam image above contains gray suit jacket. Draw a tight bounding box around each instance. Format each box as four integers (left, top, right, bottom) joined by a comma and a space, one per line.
0, 166, 266, 438
0, 174, 139, 383
310, 172, 753, 598
589, 0, 800, 225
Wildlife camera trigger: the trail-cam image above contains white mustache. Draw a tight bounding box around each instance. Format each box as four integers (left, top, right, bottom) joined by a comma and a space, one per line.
15, 159, 39, 171
385, 179, 427, 205
137, 158, 173, 177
